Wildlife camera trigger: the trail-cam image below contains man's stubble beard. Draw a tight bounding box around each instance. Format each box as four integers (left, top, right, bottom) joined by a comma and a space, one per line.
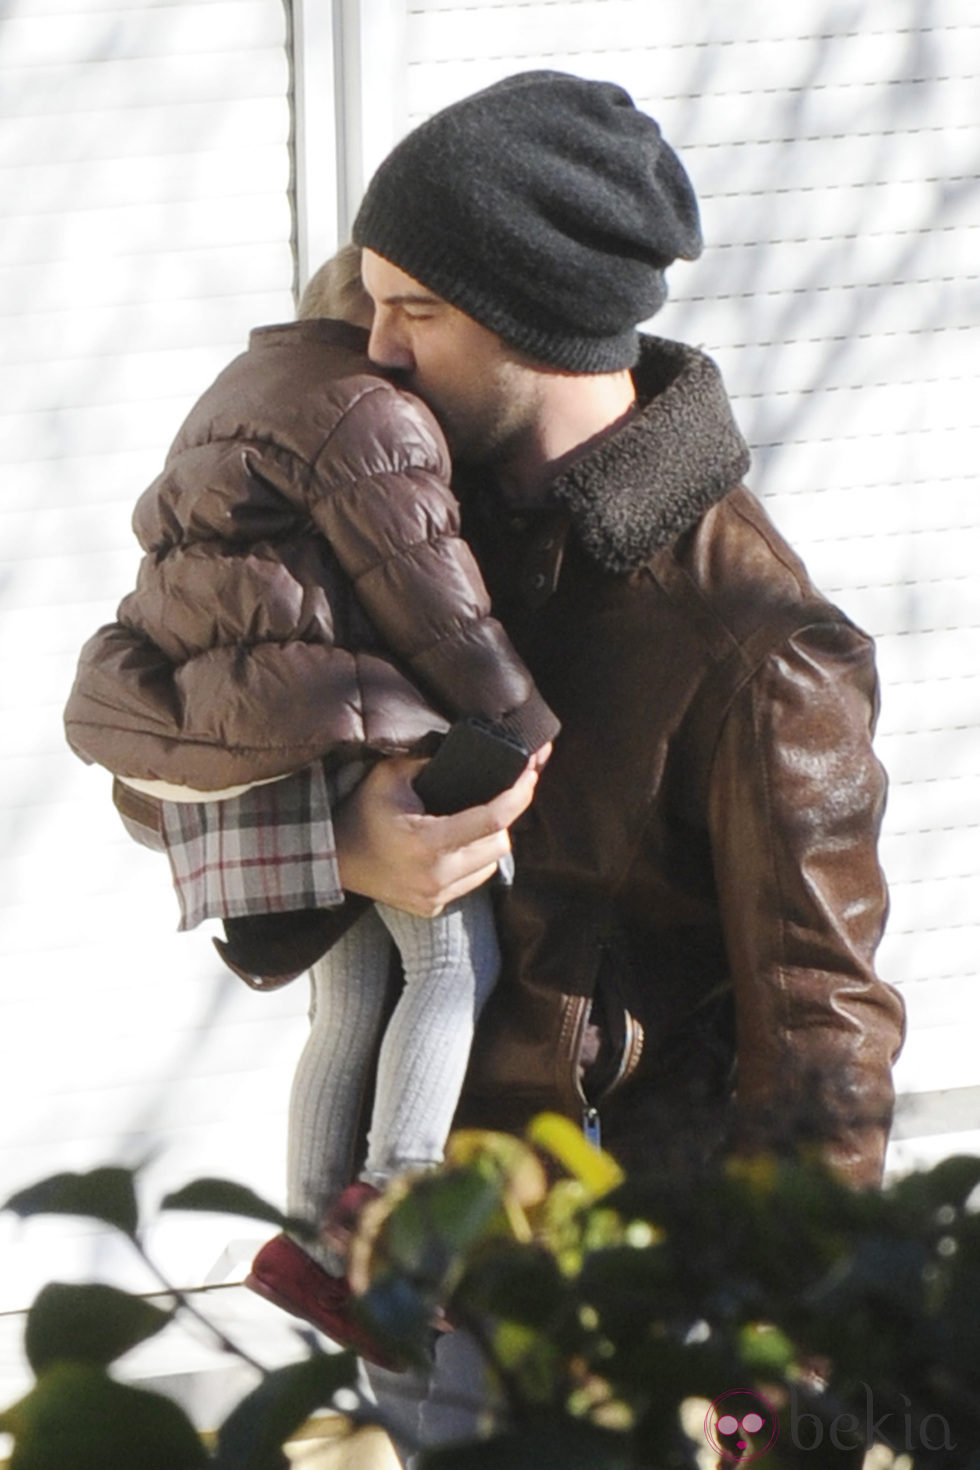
418, 357, 546, 472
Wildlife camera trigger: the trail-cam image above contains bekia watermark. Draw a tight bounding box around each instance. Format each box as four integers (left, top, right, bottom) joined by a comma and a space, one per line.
705, 1384, 956, 1461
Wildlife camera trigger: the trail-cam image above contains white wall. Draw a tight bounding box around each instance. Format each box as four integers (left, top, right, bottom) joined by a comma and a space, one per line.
0, 0, 303, 1312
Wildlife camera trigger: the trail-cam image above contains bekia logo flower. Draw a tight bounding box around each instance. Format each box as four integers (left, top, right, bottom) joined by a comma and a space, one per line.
705, 1389, 779, 1462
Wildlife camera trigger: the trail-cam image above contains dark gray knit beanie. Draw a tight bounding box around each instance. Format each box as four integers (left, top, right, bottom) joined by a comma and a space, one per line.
352, 70, 702, 373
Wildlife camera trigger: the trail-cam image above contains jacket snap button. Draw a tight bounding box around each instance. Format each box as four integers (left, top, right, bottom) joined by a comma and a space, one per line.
529, 572, 546, 590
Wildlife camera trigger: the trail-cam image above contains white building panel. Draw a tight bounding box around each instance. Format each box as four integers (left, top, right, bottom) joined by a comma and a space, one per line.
0, 0, 299, 1319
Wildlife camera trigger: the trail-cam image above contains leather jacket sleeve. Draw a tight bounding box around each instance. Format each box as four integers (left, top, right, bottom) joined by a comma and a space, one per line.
707, 617, 906, 1187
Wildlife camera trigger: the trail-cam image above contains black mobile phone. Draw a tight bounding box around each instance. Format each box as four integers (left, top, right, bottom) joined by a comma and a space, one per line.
412, 716, 531, 815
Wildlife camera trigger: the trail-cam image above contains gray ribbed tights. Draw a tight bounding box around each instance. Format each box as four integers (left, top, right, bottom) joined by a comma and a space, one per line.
286, 890, 499, 1258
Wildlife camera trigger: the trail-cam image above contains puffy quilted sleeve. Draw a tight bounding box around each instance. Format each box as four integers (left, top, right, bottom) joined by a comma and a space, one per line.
63, 620, 449, 789
708, 618, 906, 1187
306, 380, 560, 753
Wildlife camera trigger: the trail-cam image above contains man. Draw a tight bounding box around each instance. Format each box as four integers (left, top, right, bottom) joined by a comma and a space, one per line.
337, 68, 904, 1182
332, 69, 905, 1453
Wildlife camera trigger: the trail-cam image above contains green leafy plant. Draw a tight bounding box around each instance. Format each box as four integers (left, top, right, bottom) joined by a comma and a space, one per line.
0, 1171, 364, 1469
5, 1127, 980, 1468
349, 1119, 980, 1469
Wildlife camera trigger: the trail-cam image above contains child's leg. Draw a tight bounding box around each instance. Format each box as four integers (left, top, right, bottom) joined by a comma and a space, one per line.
287, 904, 393, 1255
362, 889, 500, 1187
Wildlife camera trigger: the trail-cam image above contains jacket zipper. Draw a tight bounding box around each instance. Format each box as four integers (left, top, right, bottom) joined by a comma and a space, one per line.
574, 1007, 645, 1151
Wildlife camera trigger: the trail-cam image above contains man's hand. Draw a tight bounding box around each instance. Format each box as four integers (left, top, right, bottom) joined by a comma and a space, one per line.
334, 751, 544, 916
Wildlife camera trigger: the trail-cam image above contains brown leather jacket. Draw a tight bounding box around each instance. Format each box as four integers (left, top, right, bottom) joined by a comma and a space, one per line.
454, 336, 905, 1188
64, 319, 558, 788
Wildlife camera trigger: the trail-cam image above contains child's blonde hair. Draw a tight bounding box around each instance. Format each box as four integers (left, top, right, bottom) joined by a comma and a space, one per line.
298, 243, 373, 328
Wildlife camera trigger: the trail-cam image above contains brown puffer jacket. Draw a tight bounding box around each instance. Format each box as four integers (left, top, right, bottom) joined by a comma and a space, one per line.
64, 318, 559, 789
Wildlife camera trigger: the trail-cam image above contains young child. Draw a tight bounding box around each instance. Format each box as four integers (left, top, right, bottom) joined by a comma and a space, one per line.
64, 244, 558, 1364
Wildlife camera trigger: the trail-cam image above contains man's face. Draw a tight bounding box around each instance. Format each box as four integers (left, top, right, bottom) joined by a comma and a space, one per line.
360, 249, 545, 467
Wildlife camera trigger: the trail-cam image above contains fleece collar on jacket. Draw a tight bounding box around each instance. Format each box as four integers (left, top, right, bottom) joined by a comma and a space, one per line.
548, 335, 751, 574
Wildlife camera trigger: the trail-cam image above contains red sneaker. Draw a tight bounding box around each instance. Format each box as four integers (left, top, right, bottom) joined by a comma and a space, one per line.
245, 1233, 400, 1369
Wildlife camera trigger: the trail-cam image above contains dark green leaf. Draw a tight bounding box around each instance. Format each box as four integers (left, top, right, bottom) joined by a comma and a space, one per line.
3, 1168, 139, 1237
738, 1321, 796, 1375
890, 1154, 980, 1218
454, 1242, 571, 1331
160, 1177, 295, 1228
811, 1235, 930, 1321
490, 1319, 565, 1405
213, 1351, 359, 1470
578, 1245, 675, 1340
6, 1362, 207, 1470
595, 1329, 730, 1419
373, 1167, 503, 1286
25, 1282, 172, 1374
